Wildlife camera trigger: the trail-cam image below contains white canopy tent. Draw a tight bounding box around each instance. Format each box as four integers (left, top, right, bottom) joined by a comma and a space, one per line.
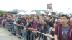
40, 11, 46, 14
17, 11, 37, 15
17, 12, 26, 15
26, 11, 37, 15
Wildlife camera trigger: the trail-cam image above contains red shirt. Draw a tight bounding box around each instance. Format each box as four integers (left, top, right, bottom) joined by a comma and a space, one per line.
55, 23, 72, 40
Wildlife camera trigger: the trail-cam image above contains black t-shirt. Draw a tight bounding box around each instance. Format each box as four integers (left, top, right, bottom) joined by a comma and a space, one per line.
21, 18, 26, 26
27, 22, 32, 28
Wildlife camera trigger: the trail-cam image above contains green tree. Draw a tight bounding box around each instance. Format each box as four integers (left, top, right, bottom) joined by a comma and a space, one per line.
11, 9, 18, 14
0, 10, 4, 16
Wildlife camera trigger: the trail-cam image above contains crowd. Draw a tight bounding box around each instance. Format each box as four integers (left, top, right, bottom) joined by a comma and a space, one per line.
0, 13, 72, 40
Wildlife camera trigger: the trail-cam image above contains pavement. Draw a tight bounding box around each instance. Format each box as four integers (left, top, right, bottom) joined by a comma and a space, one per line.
0, 27, 52, 40
0, 27, 20, 40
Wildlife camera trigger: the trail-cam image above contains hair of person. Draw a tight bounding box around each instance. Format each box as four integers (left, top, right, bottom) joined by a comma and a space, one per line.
48, 15, 52, 19
60, 15, 70, 19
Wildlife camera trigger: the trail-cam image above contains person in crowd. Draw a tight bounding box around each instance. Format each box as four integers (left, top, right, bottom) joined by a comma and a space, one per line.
20, 16, 27, 40
6, 15, 14, 32
54, 15, 72, 40
2, 14, 7, 27
31, 16, 40, 40
26, 17, 34, 40
16, 15, 24, 38
37, 16, 48, 40
70, 17, 72, 25
12, 15, 17, 35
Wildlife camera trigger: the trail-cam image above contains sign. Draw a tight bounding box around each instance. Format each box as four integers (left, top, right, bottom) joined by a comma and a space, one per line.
47, 3, 52, 9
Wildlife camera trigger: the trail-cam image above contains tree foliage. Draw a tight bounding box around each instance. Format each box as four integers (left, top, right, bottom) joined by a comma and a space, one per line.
0, 10, 5, 16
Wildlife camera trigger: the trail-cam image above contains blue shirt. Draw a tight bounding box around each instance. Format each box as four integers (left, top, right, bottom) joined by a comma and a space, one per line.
62, 27, 69, 40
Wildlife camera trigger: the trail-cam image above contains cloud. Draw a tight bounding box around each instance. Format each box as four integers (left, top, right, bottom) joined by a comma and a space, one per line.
0, 0, 72, 14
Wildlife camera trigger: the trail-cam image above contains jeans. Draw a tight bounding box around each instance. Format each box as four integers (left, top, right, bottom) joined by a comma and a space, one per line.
21, 28, 27, 40
26, 30, 36, 40
6, 24, 14, 32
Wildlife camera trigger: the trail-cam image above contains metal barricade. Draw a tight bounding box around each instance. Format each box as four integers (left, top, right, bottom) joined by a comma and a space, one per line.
4, 22, 54, 40
21, 27, 54, 40
36, 31, 54, 40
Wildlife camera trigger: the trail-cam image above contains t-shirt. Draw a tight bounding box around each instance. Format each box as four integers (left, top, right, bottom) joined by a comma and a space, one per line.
6, 19, 14, 24
55, 24, 72, 40
62, 27, 69, 40
16, 18, 22, 24
31, 21, 38, 29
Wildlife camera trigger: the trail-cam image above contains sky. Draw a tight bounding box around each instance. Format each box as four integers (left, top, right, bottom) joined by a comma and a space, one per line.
0, 0, 72, 13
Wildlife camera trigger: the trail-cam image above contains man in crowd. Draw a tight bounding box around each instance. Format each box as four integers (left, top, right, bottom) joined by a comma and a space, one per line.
16, 15, 24, 38
6, 15, 14, 32
54, 15, 72, 40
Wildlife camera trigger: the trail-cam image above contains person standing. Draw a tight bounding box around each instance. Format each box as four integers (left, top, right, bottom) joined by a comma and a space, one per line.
54, 15, 72, 40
